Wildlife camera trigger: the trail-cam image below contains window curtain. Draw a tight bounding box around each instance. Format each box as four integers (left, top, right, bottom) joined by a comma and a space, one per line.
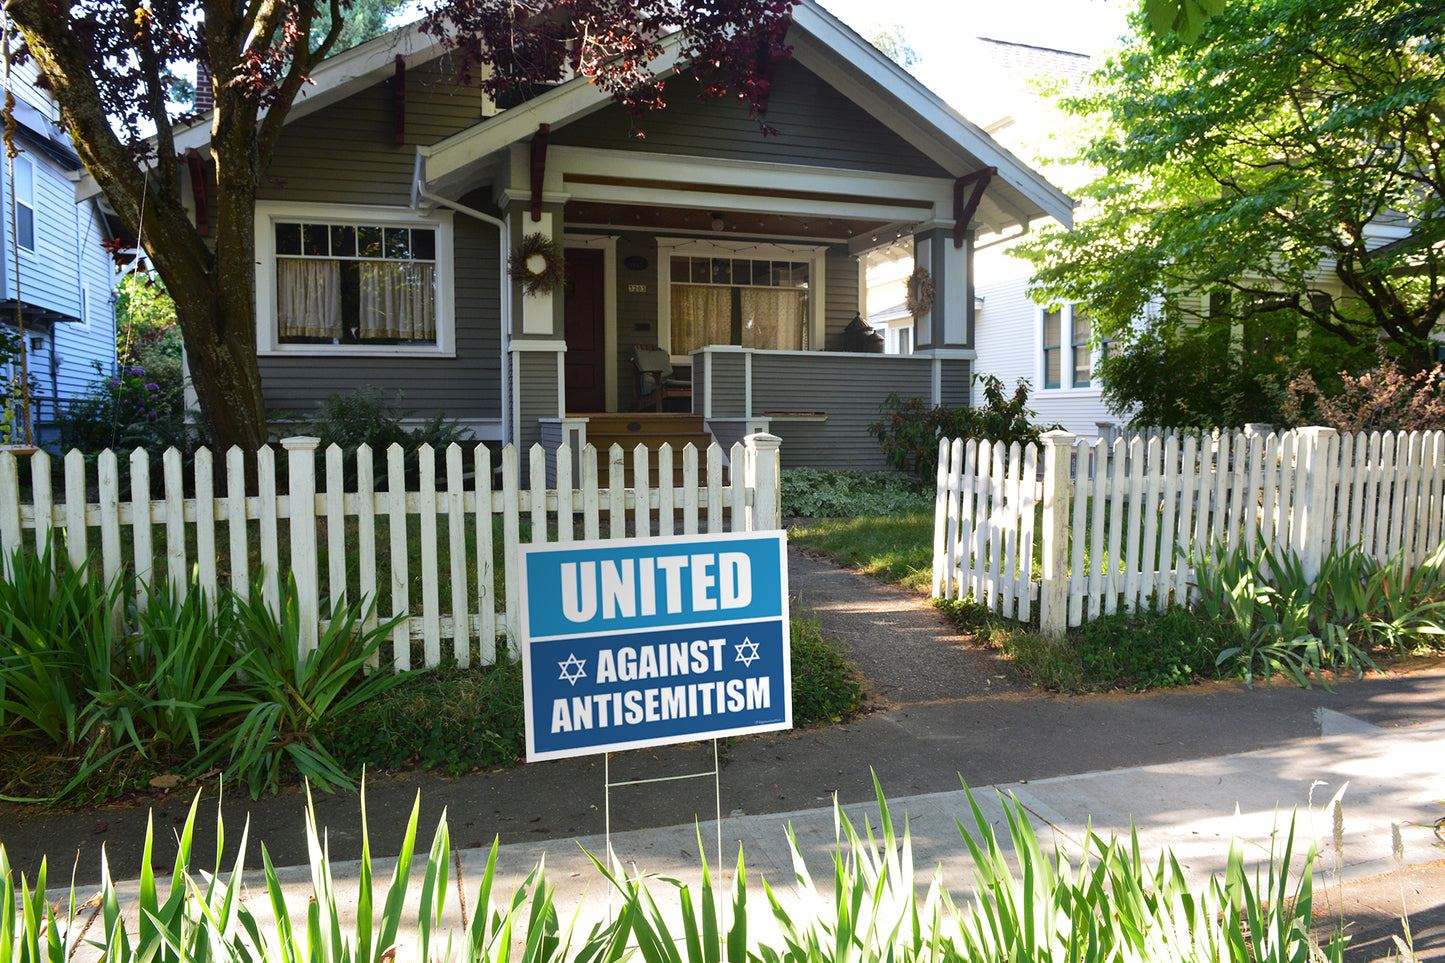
740, 288, 805, 351
359, 262, 437, 340
277, 259, 341, 339
670, 285, 732, 355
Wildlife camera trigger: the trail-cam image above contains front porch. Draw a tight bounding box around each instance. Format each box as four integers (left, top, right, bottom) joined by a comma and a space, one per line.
403, 2, 1071, 472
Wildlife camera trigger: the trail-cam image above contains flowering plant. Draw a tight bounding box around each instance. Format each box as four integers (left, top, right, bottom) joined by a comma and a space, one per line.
58, 362, 189, 455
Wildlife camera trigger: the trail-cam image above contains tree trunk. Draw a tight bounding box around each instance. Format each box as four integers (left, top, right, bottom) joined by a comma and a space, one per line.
173, 283, 269, 454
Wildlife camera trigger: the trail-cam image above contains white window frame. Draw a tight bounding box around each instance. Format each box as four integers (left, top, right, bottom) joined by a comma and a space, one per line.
1039, 303, 1100, 394
655, 237, 827, 363
13, 154, 35, 253
254, 201, 456, 358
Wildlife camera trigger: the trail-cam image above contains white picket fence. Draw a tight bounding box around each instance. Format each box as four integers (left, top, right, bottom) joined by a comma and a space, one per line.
932, 427, 1445, 637
0, 434, 782, 671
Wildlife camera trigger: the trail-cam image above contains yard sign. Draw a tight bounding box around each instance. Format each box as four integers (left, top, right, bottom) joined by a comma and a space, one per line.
520, 530, 791, 762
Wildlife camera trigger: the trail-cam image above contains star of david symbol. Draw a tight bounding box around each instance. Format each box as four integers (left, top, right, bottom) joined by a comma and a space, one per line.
734, 637, 760, 668
558, 653, 588, 685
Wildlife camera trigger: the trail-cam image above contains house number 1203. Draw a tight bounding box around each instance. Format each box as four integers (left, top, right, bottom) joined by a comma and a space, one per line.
628, 284, 648, 293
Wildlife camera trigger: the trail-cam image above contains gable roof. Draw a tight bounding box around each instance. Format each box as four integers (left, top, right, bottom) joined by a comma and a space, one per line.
76, 0, 1074, 233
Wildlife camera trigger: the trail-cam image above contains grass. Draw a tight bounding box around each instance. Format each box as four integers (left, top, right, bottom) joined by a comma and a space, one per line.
789, 511, 936, 592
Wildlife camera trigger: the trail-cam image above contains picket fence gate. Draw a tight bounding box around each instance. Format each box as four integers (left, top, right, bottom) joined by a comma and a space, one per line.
0, 434, 782, 671
932, 426, 1445, 637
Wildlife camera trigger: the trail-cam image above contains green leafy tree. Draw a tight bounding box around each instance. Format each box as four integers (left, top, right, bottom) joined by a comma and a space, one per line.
1020, 0, 1445, 427
116, 274, 177, 365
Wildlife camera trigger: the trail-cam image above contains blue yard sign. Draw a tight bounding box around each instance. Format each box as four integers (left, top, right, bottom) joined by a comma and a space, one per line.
519, 530, 791, 762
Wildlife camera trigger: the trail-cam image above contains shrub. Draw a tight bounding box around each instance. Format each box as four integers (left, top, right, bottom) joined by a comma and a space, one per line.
228, 578, 412, 797
1282, 348, 1445, 432
290, 386, 477, 490
0, 551, 415, 802
780, 467, 930, 517
868, 375, 1060, 485
56, 362, 192, 455
1193, 538, 1445, 687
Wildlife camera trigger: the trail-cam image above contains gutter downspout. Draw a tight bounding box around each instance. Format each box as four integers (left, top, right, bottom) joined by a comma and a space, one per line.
411, 150, 513, 444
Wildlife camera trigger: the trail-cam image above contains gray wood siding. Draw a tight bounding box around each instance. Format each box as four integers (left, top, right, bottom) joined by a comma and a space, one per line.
517, 352, 560, 450
550, 59, 949, 178
940, 360, 972, 408
821, 247, 858, 350
708, 352, 746, 417
748, 353, 933, 470
259, 59, 486, 206
258, 211, 502, 423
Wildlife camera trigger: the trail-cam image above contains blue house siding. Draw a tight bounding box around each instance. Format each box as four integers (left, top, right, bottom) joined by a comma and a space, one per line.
1, 70, 117, 436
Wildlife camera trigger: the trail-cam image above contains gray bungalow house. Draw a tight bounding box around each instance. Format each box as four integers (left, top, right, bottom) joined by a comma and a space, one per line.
87, 0, 1073, 471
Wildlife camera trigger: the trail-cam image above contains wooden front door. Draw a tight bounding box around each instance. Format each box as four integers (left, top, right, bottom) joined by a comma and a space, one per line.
564, 248, 606, 412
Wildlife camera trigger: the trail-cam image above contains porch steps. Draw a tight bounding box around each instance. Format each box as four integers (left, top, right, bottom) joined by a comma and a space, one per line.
572, 413, 719, 486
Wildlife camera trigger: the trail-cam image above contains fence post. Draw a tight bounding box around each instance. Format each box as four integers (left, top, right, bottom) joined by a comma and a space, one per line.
283, 436, 321, 656
745, 432, 782, 531
1040, 430, 1075, 641
1295, 426, 1338, 583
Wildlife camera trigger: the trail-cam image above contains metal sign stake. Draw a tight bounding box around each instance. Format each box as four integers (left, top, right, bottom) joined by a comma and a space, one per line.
603, 739, 725, 926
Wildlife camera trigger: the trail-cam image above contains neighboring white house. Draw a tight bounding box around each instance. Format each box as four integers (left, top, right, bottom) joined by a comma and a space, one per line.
962, 38, 1119, 438
860, 37, 1119, 436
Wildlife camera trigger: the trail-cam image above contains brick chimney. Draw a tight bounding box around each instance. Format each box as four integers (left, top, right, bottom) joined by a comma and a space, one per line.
194, 28, 214, 115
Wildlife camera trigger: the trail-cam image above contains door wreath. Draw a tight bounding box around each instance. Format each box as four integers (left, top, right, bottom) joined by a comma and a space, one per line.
510, 233, 566, 297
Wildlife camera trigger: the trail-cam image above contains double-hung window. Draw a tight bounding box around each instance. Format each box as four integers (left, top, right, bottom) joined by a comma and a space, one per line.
1043, 304, 1093, 389
255, 202, 454, 356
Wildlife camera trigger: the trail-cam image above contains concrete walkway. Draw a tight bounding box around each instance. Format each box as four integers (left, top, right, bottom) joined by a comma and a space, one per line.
5, 550, 1444, 961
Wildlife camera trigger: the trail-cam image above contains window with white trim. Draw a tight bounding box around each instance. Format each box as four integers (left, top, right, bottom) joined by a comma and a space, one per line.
1043, 304, 1094, 389
669, 255, 809, 354
13, 155, 34, 252
657, 239, 825, 360
255, 203, 454, 356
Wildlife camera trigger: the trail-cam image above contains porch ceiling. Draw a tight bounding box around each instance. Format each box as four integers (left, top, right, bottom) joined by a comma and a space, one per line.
564, 201, 897, 243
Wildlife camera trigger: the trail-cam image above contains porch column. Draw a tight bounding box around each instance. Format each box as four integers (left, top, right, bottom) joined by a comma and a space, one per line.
503, 195, 569, 478
912, 225, 973, 351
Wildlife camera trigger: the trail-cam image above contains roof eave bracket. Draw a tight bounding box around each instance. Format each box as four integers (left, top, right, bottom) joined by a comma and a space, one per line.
953, 167, 995, 249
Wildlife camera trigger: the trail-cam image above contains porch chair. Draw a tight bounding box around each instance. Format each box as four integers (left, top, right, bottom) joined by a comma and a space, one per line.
630, 345, 692, 412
